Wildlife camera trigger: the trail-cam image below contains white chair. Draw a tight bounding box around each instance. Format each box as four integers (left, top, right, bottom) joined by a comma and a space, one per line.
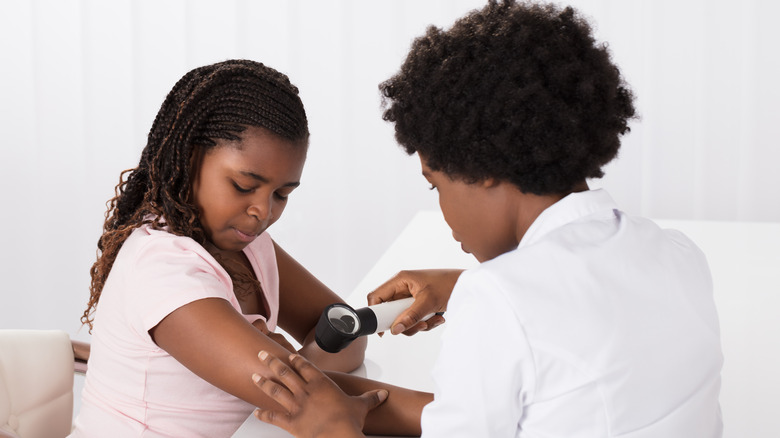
0, 330, 87, 438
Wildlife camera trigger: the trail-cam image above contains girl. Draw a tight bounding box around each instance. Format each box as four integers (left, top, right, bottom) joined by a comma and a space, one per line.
71, 60, 429, 437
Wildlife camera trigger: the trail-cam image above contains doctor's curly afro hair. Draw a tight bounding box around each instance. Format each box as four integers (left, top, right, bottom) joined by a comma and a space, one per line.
379, 0, 636, 195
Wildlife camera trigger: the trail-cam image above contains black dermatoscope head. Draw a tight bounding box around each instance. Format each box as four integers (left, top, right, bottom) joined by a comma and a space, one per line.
315, 303, 380, 353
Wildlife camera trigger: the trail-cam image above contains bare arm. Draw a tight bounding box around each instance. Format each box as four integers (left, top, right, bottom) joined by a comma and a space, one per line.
150, 298, 429, 433
271, 242, 431, 432
150, 297, 303, 410
273, 241, 367, 372
255, 352, 432, 438
328, 371, 431, 436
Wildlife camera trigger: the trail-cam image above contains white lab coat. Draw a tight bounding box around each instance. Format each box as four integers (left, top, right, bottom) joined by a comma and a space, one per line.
421, 189, 723, 437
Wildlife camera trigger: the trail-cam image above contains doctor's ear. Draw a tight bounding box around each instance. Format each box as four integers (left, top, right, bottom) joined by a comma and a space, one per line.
480, 178, 501, 188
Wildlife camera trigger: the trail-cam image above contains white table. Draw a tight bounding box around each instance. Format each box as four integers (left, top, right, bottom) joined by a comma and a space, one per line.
234, 211, 780, 438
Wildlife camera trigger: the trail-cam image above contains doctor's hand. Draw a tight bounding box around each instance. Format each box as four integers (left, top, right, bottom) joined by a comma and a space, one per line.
253, 351, 384, 438
367, 269, 463, 336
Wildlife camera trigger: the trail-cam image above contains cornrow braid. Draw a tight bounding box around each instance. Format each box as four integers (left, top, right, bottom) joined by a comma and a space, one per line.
82, 59, 309, 330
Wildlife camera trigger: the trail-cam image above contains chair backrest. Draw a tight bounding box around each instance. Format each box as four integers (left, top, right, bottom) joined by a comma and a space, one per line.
0, 330, 74, 438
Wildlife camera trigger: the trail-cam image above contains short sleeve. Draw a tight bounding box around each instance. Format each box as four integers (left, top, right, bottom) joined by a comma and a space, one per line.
122, 232, 236, 336
420, 269, 534, 437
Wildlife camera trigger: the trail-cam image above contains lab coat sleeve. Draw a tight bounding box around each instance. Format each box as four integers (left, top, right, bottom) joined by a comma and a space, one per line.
420, 269, 535, 437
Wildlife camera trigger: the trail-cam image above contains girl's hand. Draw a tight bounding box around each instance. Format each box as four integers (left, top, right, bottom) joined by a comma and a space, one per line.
253, 319, 297, 354
366, 269, 463, 336
253, 351, 385, 438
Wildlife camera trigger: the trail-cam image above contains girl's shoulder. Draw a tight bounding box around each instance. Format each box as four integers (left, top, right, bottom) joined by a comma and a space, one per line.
118, 223, 218, 272
126, 222, 203, 251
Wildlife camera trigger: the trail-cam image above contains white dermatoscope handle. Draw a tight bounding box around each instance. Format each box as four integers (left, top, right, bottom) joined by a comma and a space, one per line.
368, 297, 435, 333
315, 297, 442, 353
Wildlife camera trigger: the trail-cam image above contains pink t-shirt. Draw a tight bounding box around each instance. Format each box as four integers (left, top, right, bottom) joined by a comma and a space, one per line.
70, 224, 280, 437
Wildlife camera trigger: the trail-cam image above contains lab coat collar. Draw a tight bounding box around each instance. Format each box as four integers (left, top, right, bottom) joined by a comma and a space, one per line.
518, 189, 618, 248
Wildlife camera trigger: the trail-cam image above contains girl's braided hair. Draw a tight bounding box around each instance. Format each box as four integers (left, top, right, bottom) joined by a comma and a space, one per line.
82, 59, 308, 330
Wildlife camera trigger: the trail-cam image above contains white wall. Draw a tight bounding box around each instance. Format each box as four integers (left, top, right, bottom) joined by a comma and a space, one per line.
1, 0, 778, 343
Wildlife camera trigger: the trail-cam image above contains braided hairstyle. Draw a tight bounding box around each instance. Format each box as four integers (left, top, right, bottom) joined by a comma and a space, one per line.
380, 0, 636, 195
82, 59, 309, 330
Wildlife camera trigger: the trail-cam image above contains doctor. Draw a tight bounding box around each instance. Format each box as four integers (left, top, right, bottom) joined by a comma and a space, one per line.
251, 1, 724, 436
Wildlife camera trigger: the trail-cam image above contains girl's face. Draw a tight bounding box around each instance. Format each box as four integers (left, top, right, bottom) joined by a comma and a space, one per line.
192, 126, 306, 252
419, 154, 519, 263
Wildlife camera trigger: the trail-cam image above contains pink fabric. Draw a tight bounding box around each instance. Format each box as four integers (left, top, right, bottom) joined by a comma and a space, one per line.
70, 224, 279, 437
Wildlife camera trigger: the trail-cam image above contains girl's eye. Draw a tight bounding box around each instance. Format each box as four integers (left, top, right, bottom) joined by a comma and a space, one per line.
232, 182, 253, 194
274, 192, 289, 201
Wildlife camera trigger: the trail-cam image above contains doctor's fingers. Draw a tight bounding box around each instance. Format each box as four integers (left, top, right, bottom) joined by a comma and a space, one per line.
254, 407, 295, 432
256, 351, 308, 394
367, 273, 415, 306
288, 353, 332, 384
397, 314, 446, 336
389, 290, 445, 335
252, 372, 297, 414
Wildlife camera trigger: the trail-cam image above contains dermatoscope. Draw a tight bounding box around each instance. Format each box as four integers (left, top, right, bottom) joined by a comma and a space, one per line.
314, 297, 437, 353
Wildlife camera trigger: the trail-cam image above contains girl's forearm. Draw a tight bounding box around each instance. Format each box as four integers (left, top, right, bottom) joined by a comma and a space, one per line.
299, 330, 367, 373
325, 371, 431, 436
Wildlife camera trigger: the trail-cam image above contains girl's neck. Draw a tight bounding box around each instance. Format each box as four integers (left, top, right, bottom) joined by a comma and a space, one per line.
203, 241, 268, 317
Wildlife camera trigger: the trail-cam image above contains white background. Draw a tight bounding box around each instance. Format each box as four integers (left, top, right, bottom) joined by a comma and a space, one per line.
1, 0, 778, 344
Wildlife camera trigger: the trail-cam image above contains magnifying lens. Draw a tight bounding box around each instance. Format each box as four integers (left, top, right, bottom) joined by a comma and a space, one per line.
315, 297, 436, 353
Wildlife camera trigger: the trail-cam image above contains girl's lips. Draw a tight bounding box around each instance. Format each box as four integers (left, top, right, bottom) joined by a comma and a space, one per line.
233, 227, 257, 243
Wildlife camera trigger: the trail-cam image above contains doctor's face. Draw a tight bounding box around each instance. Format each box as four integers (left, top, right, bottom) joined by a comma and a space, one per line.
419, 155, 519, 263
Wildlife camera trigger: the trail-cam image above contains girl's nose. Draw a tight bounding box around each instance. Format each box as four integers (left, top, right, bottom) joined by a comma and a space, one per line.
247, 198, 273, 221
